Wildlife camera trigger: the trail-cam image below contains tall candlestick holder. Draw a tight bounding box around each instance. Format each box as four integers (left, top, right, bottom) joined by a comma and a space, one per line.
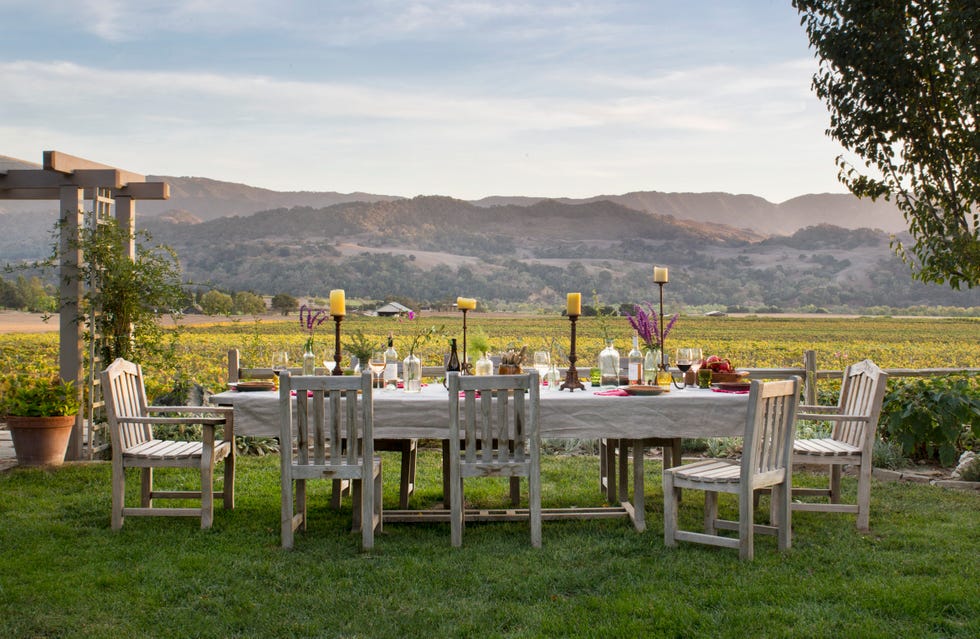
332, 315, 344, 375
460, 308, 470, 374
560, 314, 586, 391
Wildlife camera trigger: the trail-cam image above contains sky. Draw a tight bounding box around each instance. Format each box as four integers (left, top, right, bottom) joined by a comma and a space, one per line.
0, 0, 850, 203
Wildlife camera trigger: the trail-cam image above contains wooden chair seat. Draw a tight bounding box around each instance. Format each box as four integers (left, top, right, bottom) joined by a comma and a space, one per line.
793, 438, 861, 456
101, 358, 236, 530
671, 459, 742, 484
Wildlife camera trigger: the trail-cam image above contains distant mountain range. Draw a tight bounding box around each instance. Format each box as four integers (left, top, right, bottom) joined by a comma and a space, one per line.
3, 165, 976, 311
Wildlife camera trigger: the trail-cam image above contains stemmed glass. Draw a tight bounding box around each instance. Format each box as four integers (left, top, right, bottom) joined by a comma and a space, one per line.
533, 351, 551, 385
368, 351, 386, 389
271, 351, 289, 381
675, 348, 702, 387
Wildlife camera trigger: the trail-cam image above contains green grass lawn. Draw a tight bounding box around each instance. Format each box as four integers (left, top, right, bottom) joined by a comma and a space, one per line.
1, 450, 977, 638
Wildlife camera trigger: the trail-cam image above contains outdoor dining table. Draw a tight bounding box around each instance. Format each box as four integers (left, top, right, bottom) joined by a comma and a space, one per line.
211, 383, 749, 531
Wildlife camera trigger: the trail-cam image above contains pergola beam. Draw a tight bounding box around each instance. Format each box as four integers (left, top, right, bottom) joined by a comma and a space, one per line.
44, 150, 145, 186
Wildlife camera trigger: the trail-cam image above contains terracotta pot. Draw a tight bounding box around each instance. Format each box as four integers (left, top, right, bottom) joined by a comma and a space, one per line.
497, 365, 522, 375
6, 415, 75, 466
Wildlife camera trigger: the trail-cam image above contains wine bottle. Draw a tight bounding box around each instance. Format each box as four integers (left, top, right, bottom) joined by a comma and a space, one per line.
628, 333, 642, 385
446, 338, 461, 374
383, 334, 398, 388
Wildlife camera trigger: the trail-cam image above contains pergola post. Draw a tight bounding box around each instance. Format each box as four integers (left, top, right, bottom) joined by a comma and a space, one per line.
59, 186, 85, 459
1, 152, 170, 462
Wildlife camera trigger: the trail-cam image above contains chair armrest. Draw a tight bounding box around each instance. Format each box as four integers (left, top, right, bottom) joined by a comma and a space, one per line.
797, 412, 871, 423
147, 405, 233, 416
797, 404, 838, 414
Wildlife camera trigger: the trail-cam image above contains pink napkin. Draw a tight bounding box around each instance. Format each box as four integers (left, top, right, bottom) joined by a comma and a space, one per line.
397, 382, 428, 389
593, 389, 630, 396
711, 388, 749, 394
289, 390, 315, 397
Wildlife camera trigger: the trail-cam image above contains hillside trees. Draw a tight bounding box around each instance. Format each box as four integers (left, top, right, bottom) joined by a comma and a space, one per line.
794, 0, 980, 289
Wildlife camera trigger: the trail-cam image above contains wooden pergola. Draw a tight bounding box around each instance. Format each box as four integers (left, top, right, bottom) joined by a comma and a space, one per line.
0, 151, 169, 459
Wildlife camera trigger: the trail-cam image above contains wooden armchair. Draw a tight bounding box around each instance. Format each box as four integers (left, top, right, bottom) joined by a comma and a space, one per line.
101, 358, 235, 530
447, 371, 541, 548
663, 378, 799, 560
791, 359, 887, 531
279, 371, 382, 550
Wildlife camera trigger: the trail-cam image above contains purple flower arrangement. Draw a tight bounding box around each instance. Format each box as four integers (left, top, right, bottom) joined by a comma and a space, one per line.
299, 304, 330, 352
626, 303, 678, 350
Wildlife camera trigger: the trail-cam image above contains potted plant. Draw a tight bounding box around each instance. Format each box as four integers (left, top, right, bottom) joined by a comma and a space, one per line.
1, 374, 80, 466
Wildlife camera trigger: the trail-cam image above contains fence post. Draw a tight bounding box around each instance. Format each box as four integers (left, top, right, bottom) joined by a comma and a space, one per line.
804, 349, 817, 405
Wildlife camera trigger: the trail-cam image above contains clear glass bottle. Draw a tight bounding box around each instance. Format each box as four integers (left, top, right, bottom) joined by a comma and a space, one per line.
302, 338, 316, 375
402, 353, 421, 392
628, 333, 642, 385
475, 352, 493, 376
598, 340, 621, 388
383, 334, 398, 389
643, 348, 659, 386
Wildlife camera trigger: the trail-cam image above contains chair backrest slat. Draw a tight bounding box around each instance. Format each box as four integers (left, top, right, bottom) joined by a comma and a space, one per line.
832, 360, 888, 448
101, 358, 153, 453
449, 372, 538, 466
742, 378, 800, 483
280, 372, 373, 470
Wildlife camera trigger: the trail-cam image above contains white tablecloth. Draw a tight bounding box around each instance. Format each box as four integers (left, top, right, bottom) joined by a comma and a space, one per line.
211, 384, 748, 440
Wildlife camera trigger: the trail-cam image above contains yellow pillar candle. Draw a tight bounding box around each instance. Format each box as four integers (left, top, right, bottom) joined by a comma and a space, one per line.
566, 292, 582, 316
329, 289, 346, 316
456, 297, 477, 311
653, 266, 669, 283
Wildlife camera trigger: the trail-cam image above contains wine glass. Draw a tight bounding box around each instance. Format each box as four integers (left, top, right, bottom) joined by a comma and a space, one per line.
271, 351, 289, 380
368, 351, 386, 389
322, 350, 336, 374
533, 351, 551, 385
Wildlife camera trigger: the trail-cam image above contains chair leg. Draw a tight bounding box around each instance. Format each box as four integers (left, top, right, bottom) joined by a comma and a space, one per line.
663, 471, 678, 547
775, 482, 792, 551
111, 457, 125, 530
141, 467, 153, 508
530, 462, 542, 549
281, 476, 294, 549
200, 460, 215, 529
223, 448, 236, 510
704, 491, 718, 536
738, 489, 754, 561
296, 478, 307, 532
352, 479, 363, 531
442, 440, 452, 509
360, 474, 374, 550
830, 464, 842, 503
450, 453, 463, 548
375, 463, 384, 535
856, 456, 872, 531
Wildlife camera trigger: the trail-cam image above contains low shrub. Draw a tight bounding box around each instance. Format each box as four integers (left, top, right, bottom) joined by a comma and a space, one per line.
879, 374, 980, 466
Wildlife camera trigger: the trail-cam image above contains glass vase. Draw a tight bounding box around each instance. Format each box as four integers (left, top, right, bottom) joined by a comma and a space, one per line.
403, 353, 422, 392
302, 348, 316, 376
598, 340, 621, 388
475, 352, 493, 376
643, 349, 658, 386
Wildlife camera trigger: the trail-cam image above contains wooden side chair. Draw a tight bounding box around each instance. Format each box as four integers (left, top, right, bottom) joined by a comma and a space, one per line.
101, 357, 235, 530
447, 370, 541, 548
663, 378, 800, 560
228, 348, 418, 510
791, 359, 888, 531
279, 371, 382, 550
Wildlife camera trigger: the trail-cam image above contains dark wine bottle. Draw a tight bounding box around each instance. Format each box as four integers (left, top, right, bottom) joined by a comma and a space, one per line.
446, 338, 461, 374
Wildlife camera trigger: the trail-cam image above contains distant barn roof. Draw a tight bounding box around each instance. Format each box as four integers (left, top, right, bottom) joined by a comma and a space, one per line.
376, 302, 412, 316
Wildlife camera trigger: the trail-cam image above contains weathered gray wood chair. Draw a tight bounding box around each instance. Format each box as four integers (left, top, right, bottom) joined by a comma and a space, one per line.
279, 371, 382, 550
791, 359, 887, 531
228, 348, 418, 510
447, 371, 541, 548
101, 357, 235, 530
663, 378, 799, 560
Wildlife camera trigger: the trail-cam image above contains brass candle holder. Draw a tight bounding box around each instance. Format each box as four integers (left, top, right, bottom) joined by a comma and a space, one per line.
332, 315, 344, 375
560, 314, 586, 391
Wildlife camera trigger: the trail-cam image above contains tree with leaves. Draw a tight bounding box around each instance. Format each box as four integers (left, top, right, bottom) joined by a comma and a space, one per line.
793, 0, 979, 289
